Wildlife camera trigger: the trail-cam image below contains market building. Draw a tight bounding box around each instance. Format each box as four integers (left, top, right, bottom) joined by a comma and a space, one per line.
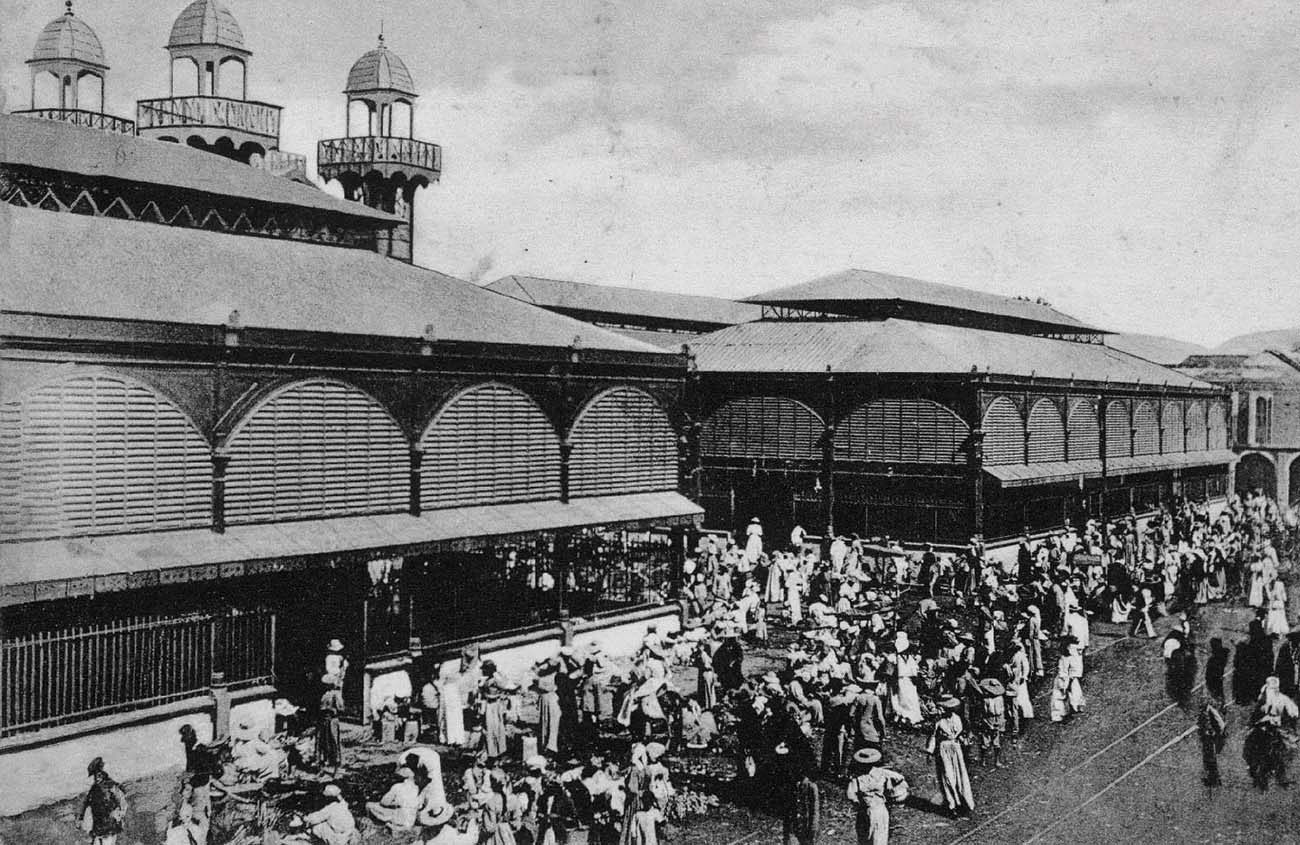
0, 1, 697, 814
1176, 351, 1300, 504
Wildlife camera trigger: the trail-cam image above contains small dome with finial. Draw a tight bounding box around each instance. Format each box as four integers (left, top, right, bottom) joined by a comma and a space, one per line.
168, 0, 247, 52
345, 35, 417, 97
31, 2, 107, 68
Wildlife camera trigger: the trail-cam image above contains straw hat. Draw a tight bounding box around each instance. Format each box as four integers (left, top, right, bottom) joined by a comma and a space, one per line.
423, 803, 455, 826
978, 678, 1006, 697
853, 748, 882, 766
646, 742, 667, 762
327, 639, 345, 653
894, 632, 911, 652
323, 784, 343, 799
937, 695, 961, 710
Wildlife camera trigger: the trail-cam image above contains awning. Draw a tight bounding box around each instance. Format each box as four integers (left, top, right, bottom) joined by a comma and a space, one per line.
0, 491, 703, 605
1106, 450, 1237, 476
984, 460, 1103, 488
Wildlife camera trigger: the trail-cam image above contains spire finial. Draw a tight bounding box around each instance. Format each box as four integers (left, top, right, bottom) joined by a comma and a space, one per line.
65, 0, 73, 15
378, 19, 385, 47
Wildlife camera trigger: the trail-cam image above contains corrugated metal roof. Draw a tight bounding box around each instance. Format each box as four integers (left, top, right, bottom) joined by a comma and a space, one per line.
31, 9, 107, 68
168, 0, 246, 51
985, 460, 1103, 487
743, 269, 1097, 332
606, 327, 701, 350
690, 318, 1214, 387
1176, 351, 1300, 385
1105, 333, 1207, 366
0, 112, 393, 223
0, 492, 703, 593
0, 202, 663, 353
488, 276, 762, 327
346, 43, 416, 95
1108, 451, 1237, 475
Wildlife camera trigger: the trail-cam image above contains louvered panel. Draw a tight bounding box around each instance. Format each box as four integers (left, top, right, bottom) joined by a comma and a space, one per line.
1133, 402, 1159, 456
1105, 401, 1131, 458
1207, 402, 1228, 449
1027, 399, 1065, 463
0, 374, 211, 539
700, 396, 821, 459
421, 383, 561, 509
224, 380, 408, 524
981, 397, 1025, 465
1185, 401, 1208, 451
570, 387, 678, 497
835, 399, 967, 464
1068, 400, 1100, 461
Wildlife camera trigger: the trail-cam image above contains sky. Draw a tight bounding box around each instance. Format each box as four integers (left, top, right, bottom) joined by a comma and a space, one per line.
4, 0, 1300, 346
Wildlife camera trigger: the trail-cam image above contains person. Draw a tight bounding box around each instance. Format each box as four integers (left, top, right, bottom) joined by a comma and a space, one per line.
230, 718, 284, 782
164, 801, 207, 845
417, 803, 459, 845
773, 740, 820, 845
1198, 700, 1228, 788
927, 697, 974, 817
462, 750, 490, 797
533, 667, 563, 755
681, 696, 718, 748
478, 770, 520, 845
480, 661, 518, 762
299, 784, 357, 845
975, 678, 1006, 768
853, 683, 887, 752
1004, 640, 1034, 738
536, 771, 577, 845
790, 524, 807, 552
625, 790, 664, 845
1129, 586, 1157, 639
888, 632, 923, 727
745, 517, 764, 564
81, 757, 127, 845
1264, 575, 1290, 637
619, 743, 651, 845
419, 672, 442, 740
318, 684, 345, 776
402, 746, 447, 822
366, 766, 419, 831
845, 748, 908, 845
324, 639, 349, 689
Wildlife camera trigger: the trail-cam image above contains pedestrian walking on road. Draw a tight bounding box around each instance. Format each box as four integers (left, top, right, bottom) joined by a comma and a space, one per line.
81, 757, 127, 845
846, 748, 908, 845
927, 697, 974, 817
1198, 699, 1228, 788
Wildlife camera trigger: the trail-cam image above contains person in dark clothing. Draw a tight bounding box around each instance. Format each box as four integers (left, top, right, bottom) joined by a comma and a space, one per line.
537, 772, 578, 845
1276, 633, 1300, 699
1233, 620, 1275, 706
1198, 699, 1228, 788
772, 739, 820, 845
1205, 638, 1230, 704
713, 632, 745, 691
81, 757, 127, 845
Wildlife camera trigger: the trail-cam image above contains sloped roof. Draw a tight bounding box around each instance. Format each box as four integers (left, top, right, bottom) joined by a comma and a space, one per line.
1106, 333, 1207, 366
168, 0, 246, 52
346, 42, 417, 96
743, 269, 1099, 333
690, 318, 1212, 387
0, 202, 663, 353
30, 7, 106, 68
0, 112, 393, 224
1176, 351, 1300, 385
488, 276, 762, 328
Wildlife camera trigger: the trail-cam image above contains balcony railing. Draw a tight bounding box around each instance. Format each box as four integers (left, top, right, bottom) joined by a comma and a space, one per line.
318, 135, 442, 174
136, 96, 281, 143
250, 149, 308, 181
12, 108, 136, 136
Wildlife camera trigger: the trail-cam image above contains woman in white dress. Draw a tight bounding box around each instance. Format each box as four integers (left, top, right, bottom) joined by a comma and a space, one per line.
744, 518, 764, 564
888, 633, 922, 727
437, 666, 466, 746
1264, 576, 1290, 637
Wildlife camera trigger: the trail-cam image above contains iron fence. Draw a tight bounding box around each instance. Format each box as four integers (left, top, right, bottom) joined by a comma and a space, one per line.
1, 608, 274, 738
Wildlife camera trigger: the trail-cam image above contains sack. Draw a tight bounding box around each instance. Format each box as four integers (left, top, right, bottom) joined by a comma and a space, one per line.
80, 805, 94, 834
887, 780, 909, 803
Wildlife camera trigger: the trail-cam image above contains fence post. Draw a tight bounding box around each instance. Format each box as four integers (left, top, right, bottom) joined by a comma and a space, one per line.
209, 613, 231, 740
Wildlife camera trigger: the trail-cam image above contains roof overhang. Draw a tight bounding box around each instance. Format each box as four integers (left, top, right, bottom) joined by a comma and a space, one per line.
984, 450, 1236, 488
0, 491, 702, 604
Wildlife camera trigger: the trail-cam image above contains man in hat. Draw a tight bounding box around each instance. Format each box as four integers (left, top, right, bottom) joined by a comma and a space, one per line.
976, 678, 1007, 768
366, 766, 419, 830
302, 783, 358, 845
81, 757, 127, 845
852, 682, 888, 753
323, 638, 348, 690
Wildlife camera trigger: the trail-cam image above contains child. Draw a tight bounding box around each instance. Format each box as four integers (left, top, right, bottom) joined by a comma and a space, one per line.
628, 791, 664, 845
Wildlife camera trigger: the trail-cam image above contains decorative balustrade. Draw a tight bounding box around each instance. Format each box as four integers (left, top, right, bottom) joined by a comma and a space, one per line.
317, 135, 442, 174
12, 108, 136, 136
136, 96, 281, 143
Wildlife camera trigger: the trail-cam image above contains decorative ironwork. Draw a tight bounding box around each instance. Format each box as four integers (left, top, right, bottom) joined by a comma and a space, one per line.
10, 108, 136, 136
250, 149, 308, 181
317, 135, 442, 178
136, 96, 281, 143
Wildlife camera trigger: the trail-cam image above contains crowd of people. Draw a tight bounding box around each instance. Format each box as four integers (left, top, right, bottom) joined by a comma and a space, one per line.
78, 492, 1298, 845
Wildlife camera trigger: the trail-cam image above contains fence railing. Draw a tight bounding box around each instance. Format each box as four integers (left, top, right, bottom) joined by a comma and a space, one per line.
136, 96, 281, 142
1, 608, 274, 738
10, 108, 137, 136
317, 136, 442, 173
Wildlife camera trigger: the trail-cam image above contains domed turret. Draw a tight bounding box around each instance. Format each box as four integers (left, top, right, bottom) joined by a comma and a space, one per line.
17, 2, 133, 134
318, 34, 441, 264
168, 0, 247, 53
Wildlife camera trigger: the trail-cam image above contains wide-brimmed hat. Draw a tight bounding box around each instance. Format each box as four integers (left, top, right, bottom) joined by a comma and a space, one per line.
327, 639, 345, 653
525, 755, 549, 772
323, 784, 343, 798
396, 766, 415, 779
853, 748, 882, 766
937, 695, 962, 710
423, 803, 455, 826
978, 678, 1006, 697
273, 698, 301, 716
646, 742, 667, 761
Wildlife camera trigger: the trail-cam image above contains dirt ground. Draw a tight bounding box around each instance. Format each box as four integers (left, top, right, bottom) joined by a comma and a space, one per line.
4, 576, 1298, 845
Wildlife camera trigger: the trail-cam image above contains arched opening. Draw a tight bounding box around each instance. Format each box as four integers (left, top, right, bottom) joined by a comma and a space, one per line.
171, 57, 199, 97
76, 72, 103, 112
347, 99, 373, 136
217, 57, 245, 99
1289, 456, 1300, 506
1105, 401, 1131, 459
32, 70, 60, 109
981, 396, 1025, 465
1027, 399, 1065, 463
1254, 396, 1272, 444
1235, 453, 1275, 499
390, 99, 413, 137
568, 387, 678, 497
1067, 399, 1100, 461
61, 75, 74, 109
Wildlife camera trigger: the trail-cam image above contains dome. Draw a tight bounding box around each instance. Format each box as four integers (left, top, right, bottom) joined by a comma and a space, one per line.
30, 3, 107, 69
345, 40, 416, 96
168, 0, 247, 52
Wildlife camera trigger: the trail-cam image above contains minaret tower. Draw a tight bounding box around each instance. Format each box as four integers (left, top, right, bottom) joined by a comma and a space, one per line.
15, 1, 135, 135
317, 34, 442, 263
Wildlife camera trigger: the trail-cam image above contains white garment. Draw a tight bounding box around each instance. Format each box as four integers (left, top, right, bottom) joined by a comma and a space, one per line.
436, 678, 465, 745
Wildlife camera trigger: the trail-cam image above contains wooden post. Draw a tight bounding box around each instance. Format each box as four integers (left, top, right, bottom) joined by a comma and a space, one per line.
409, 448, 424, 516
211, 452, 230, 534
822, 367, 837, 538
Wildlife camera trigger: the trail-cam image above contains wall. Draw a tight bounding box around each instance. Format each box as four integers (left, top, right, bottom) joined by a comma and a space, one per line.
572, 605, 682, 657
0, 690, 273, 816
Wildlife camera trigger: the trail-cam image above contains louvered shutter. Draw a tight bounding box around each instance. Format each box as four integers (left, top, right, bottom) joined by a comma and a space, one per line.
0, 373, 211, 539
1185, 401, 1207, 451
700, 396, 821, 460
569, 387, 677, 497
1133, 402, 1159, 456
224, 380, 408, 524
421, 383, 560, 508
1207, 402, 1228, 449
1105, 402, 1131, 458
1161, 402, 1184, 453
981, 397, 1025, 465
1067, 400, 1099, 461
1026, 399, 1065, 463
836, 399, 967, 463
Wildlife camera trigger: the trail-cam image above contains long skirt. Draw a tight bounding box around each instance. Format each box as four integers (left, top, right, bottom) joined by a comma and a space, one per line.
1012, 683, 1034, 719
317, 713, 342, 769
786, 589, 803, 625
538, 690, 562, 753
934, 740, 974, 812
484, 699, 509, 759
438, 680, 465, 746
855, 804, 890, 845
1249, 576, 1267, 608
891, 677, 922, 725
1265, 607, 1291, 637
698, 668, 717, 709
766, 565, 784, 602
1066, 678, 1086, 712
